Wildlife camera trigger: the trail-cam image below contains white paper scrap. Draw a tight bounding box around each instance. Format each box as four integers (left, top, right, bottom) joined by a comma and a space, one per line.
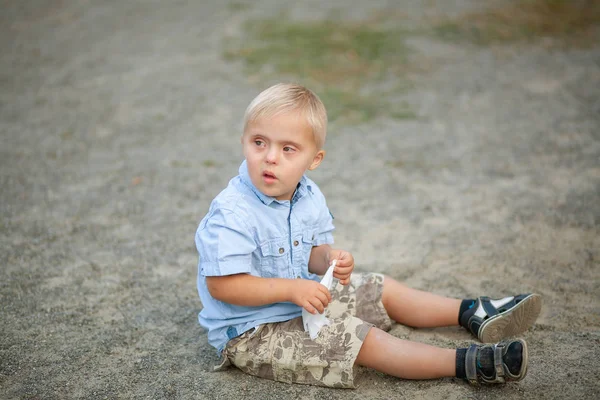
302, 260, 336, 340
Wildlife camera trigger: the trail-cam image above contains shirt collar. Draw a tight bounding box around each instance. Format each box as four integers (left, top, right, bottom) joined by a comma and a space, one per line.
238, 160, 311, 206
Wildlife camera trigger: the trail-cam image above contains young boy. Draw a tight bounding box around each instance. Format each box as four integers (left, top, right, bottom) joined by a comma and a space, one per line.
195, 83, 542, 388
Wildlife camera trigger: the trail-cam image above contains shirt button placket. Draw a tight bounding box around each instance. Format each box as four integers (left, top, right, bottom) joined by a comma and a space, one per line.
292, 237, 302, 278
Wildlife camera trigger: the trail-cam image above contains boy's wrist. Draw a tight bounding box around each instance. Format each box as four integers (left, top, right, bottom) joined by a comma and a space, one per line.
284, 277, 306, 306
283, 278, 296, 303
272, 277, 297, 304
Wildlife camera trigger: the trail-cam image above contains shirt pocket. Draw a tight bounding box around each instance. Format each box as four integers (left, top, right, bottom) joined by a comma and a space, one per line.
259, 239, 290, 278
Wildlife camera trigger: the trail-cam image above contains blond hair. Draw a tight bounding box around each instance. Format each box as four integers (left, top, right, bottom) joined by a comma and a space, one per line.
243, 83, 328, 149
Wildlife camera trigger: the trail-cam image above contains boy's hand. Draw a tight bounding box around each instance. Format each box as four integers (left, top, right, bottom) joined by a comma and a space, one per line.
329, 249, 354, 285
290, 279, 332, 315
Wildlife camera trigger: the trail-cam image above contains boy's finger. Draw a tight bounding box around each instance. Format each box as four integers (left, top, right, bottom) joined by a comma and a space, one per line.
315, 290, 329, 307
304, 302, 317, 314
318, 286, 332, 302
336, 276, 350, 284
308, 298, 325, 314
335, 264, 353, 271
334, 257, 346, 266
336, 259, 354, 268
333, 268, 353, 278
308, 299, 322, 314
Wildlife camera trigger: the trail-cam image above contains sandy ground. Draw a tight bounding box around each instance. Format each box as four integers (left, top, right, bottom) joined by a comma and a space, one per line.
1, 1, 599, 399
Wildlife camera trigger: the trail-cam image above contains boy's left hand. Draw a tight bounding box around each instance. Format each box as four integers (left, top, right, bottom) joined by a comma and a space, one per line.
328, 249, 354, 285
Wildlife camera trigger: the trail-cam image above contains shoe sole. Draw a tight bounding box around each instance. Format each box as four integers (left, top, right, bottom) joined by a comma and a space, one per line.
478, 294, 542, 343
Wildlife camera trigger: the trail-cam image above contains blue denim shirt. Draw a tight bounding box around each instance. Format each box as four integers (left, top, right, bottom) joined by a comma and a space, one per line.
196, 160, 335, 353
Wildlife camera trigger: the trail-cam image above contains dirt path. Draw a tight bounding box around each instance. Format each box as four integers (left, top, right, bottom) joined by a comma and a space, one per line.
1, 1, 599, 398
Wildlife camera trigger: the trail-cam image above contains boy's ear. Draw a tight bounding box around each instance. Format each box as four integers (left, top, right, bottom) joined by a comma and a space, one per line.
308, 150, 325, 171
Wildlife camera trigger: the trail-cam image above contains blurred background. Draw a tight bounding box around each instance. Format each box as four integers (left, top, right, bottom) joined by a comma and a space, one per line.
1, 1, 599, 399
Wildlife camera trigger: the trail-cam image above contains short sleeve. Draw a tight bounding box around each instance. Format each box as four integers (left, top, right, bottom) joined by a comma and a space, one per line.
312, 186, 335, 246
195, 209, 256, 276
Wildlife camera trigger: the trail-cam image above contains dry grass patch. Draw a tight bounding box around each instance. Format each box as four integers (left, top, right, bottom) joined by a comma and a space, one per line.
434, 0, 600, 46
224, 17, 417, 123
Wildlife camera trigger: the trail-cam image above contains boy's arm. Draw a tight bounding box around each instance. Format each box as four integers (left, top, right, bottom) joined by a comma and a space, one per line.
206, 273, 332, 314
308, 244, 331, 276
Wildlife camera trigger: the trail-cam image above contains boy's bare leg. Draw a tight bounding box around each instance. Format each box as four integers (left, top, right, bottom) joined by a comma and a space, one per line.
356, 327, 529, 383
382, 276, 461, 328
356, 328, 456, 379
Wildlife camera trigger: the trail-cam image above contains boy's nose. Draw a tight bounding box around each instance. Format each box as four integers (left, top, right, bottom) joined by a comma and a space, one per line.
265, 148, 279, 164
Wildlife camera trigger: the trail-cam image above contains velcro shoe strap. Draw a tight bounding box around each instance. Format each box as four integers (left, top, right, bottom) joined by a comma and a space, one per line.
465, 344, 479, 384
480, 297, 499, 317
494, 343, 506, 383
468, 317, 482, 335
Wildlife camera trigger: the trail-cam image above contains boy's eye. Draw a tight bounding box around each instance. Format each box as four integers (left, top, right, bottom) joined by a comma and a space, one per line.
283, 146, 295, 152
254, 140, 264, 146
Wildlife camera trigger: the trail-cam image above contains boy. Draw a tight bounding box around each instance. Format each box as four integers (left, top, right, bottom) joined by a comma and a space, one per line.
195, 83, 542, 388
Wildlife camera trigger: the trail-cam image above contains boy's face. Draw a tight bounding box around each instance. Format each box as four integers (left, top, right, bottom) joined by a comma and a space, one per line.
242, 111, 324, 201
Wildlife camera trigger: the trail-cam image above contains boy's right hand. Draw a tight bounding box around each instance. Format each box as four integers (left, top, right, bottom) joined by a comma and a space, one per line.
290, 279, 332, 315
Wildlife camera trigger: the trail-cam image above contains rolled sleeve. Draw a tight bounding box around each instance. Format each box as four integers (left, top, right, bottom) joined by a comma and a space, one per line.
314, 219, 334, 246
196, 209, 256, 276
314, 231, 334, 246
313, 190, 335, 246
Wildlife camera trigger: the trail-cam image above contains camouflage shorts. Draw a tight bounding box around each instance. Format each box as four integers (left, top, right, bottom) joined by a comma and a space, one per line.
216, 273, 392, 388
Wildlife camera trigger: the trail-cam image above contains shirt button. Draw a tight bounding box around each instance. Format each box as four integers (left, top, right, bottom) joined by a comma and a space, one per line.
311, 234, 315, 241
278, 247, 284, 254
293, 240, 299, 246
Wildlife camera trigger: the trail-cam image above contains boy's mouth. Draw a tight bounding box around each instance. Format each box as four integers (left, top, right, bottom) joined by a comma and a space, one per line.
262, 171, 277, 182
